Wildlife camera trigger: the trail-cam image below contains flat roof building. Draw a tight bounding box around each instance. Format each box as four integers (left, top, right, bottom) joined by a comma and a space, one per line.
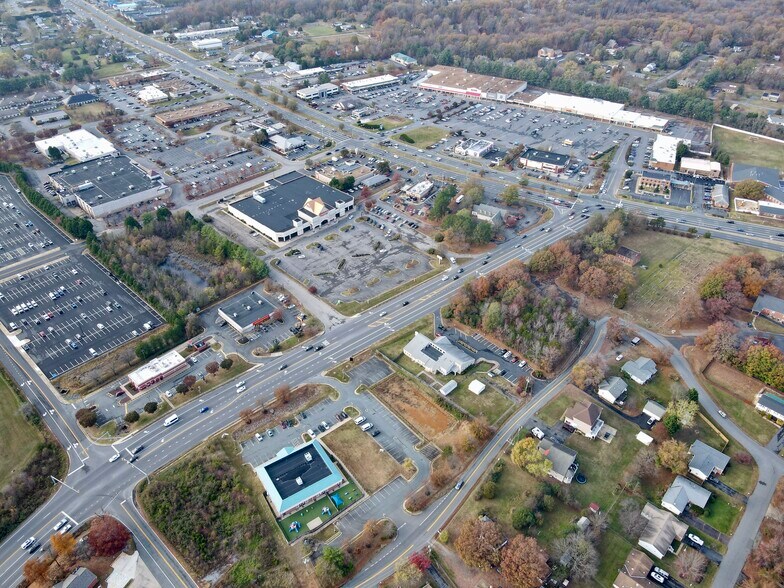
155, 100, 232, 127
404, 180, 434, 200
227, 172, 354, 243
402, 331, 475, 375
137, 85, 168, 105
173, 26, 238, 41
268, 134, 306, 154
35, 129, 116, 162
651, 135, 690, 171
680, 157, 721, 178
415, 66, 527, 102
49, 155, 167, 218
454, 138, 494, 158
63, 93, 100, 108
342, 74, 400, 93
191, 38, 223, 51
255, 440, 345, 518
520, 148, 569, 173
391, 53, 417, 66
296, 83, 339, 100
128, 349, 186, 391
107, 69, 167, 88
30, 110, 69, 125
528, 92, 668, 131
282, 67, 326, 82
218, 291, 275, 333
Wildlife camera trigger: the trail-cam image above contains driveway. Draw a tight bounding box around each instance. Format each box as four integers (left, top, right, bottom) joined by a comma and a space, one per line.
680, 511, 730, 545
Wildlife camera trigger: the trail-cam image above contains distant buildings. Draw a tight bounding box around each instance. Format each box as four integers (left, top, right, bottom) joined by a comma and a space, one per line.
415, 65, 527, 102
35, 129, 116, 162
63, 93, 100, 108
296, 83, 340, 100
762, 92, 781, 102
191, 38, 223, 52
390, 53, 417, 67
342, 74, 400, 93
454, 138, 494, 158
173, 26, 238, 41
538, 47, 563, 60
154, 100, 232, 127
528, 93, 668, 131
403, 331, 475, 375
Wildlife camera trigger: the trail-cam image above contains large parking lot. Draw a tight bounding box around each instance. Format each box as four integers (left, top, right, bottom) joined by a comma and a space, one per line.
277, 221, 436, 305
0, 255, 160, 378
0, 175, 69, 265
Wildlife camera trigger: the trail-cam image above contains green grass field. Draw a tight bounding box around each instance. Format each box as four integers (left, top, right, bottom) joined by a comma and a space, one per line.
395, 126, 449, 148
701, 493, 743, 534
447, 377, 513, 425
367, 116, 412, 132
0, 372, 43, 488
277, 481, 361, 541
699, 378, 778, 446
95, 62, 133, 78
713, 126, 784, 170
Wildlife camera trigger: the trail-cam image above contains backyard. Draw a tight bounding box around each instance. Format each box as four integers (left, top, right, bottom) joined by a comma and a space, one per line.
322, 422, 405, 493
713, 126, 784, 170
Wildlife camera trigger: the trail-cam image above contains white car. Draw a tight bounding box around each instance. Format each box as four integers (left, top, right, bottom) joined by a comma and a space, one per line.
255, 433, 263, 442
53, 517, 68, 532
109, 453, 120, 463
615, 354, 624, 362
236, 385, 246, 393
687, 533, 704, 546
21, 537, 35, 550
307, 429, 316, 437
531, 427, 545, 440
650, 572, 665, 584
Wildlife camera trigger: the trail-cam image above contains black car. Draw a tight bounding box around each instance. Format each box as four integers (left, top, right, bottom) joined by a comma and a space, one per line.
315, 345, 324, 351
370, 430, 381, 437
318, 424, 326, 432
453, 275, 459, 280
340, 411, 348, 419
481, 260, 488, 265
132, 445, 144, 455
279, 364, 287, 371
402, 301, 410, 306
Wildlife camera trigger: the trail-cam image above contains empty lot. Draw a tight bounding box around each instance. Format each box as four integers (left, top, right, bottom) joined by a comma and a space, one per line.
372, 374, 455, 441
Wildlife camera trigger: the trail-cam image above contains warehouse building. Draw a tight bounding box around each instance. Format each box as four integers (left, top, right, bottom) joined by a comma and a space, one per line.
227, 172, 354, 243
390, 53, 417, 67
342, 74, 400, 93
528, 92, 668, 131
415, 66, 527, 102
296, 83, 340, 100
454, 138, 494, 158
173, 26, 238, 41
30, 110, 69, 125
48, 155, 168, 218
154, 100, 232, 127
255, 440, 346, 518
520, 148, 570, 173
127, 349, 186, 391
107, 69, 167, 88
191, 38, 223, 52
217, 290, 276, 333
35, 129, 116, 162
650, 135, 690, 171
282, 67, 326, 82
137, 85, 169, 105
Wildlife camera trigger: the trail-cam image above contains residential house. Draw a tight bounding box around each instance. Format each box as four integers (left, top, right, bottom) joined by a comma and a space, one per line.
563, 399, 604, 439
638, 503, 688, 559
598, 377, 628, 405
755, 390, 784, 422
642, 400, 666, 422
661, 475, 711, 515
402, 332, 475, 375
614, 246, 642, 266
57, 567, 99, 588
688, 440, 730, 481
751, 293, 784, 324
538, 47, 563, 60
538, 438, 578, 483
642, 63, 657, 73
622, 357, 657, 385
612, 549, 658, 588
471, 203, 505, 226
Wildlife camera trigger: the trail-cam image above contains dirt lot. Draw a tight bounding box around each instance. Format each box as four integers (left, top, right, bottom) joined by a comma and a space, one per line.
372, 374, 455, 441
704, 359, 764, 402
322, 422, 404, 493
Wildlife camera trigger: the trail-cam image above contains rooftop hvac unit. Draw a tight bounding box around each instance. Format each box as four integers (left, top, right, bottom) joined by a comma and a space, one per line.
304, 452, 313, 462
296, 476, 304, 486
253, 193, 266, 204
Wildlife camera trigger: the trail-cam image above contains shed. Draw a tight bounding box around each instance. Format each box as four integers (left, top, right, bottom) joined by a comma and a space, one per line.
468, 380, 486, 395
439, 380, 458, 396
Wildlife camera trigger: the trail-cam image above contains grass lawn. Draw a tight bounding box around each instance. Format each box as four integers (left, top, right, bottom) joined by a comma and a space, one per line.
564, 409, 643, 510
594, 530, 635, 588
364, 116, 412, 131
394, 126, 449, 148
170, 354, 252, 406
536, 393, 573, 426
701, 493, 743, 534
699, 379, 777, 446
0, 372, 43, 488
277, 481, 361, 541
95, 61, 134, 78
303, 22, 341, 37
322, 422, 403, 493
713, 126, 784, 170
753, 315, 784, 335
377, 315, 435, 359
448, 378, 513, 425
622, 231, 776, 330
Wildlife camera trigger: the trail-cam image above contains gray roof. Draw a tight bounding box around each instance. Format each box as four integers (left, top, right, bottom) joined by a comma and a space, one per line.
689, 440, 730, 477
521, 147, 569, 166
639, 503, 688, 557
622, 357, 657, 383
643, 400, 667, 419
599, 376, 627, 400
731, 163, 780, 187
538, 438, 577, 477
662, 475, 711, 513
403, 331, 474, 375
764, 185, 784, 204
63, 92, 99, 106
752, 293, 784, 316
60, 567, 98, 588
218, 290, 274, 327
757, 392, 784, 416
50, 155, 159, 204
361, 174, 390, 188
471, 203, 505, 225
229, 172, 350, 233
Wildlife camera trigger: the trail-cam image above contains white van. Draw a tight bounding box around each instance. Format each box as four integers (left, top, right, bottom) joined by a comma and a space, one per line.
163, 414, 179, 427
89, 348, 97, 357
360, 422, 374, 432
354, 416, 366, 426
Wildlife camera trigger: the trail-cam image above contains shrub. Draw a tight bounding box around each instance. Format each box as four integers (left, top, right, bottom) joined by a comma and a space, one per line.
220, 357, 234, 370
143, 402, 158, 414
399, 133, 414, 143
511, 507, 537, 530
434, 232, 444, 242
75, 408, 97, 428
481, 480, 497, 499
124, 410, 140, 423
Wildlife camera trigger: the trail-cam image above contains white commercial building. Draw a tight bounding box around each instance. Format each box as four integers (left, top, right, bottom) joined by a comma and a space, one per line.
342, 74, 400, 93
282, 67, 325, 81
35, 129, 116, 162
296, 83, 339, 100
268, 135, 305, 154
680, 157, 722, 178
174, 26, 238, 41
403, 331, 475, 376
651, 135, 690, 171
528, 92, 668, 131
454, 138, 494, 158
127, 349, 186, 391
415, 66, 527, 102
137, 85, 168, 105
404, 180, 434, 200
191, 38, 223, 51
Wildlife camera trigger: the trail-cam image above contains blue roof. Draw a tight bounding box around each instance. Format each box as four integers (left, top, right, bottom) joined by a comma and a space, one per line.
255, 439, 344, 515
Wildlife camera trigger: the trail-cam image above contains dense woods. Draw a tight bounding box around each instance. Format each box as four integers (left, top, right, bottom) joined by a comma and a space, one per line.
444, 259, 587, 372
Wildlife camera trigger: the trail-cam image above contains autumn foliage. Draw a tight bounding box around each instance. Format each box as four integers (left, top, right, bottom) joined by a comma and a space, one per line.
88, 515, 131, 557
